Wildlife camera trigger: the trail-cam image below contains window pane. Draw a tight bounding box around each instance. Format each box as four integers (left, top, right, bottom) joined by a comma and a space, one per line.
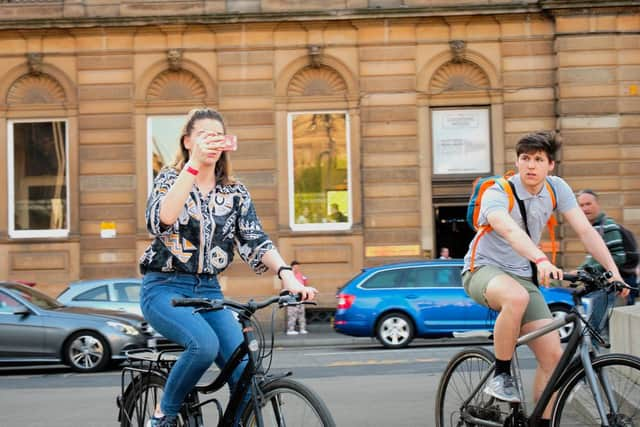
75, 286, 109, 301
0, 293, 22, 314
362, 269, 404, 289
12, 121, 67, 232
114, 282, 141, 302
423, 267, 462, 287
149, 116, 184, 180
291, 112, 350, 226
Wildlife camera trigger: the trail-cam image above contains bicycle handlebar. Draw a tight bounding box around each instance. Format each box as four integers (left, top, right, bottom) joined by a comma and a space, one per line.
171, 291, 311, 314
559, 267, 631, 297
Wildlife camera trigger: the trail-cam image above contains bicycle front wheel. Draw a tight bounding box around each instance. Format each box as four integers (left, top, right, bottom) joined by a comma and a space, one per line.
435, 347, 505, 427
241, 377, 335, 427
552, 353, 640, 426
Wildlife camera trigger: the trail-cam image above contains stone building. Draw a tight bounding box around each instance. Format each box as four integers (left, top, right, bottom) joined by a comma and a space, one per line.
0, 1, 638, 305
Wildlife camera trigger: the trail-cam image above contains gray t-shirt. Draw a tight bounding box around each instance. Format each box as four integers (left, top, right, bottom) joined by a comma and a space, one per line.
463, 174, 577, 277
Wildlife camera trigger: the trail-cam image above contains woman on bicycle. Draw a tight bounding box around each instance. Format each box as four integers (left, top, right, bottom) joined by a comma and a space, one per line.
461, 131, 627, 426
139, 107, 316, 427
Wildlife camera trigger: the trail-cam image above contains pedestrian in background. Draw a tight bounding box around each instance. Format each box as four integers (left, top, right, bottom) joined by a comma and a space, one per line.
286, 260, 309, 335
439, 247, 452, 259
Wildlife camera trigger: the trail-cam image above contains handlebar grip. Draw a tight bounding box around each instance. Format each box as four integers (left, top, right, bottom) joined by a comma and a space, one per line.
171, 298, 212, 308
561, 273, 579, 283
278, 290, 303, 306
612, 280, 631, 291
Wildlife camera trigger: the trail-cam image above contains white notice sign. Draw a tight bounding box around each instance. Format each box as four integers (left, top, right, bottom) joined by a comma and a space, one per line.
432, 109, 491, 175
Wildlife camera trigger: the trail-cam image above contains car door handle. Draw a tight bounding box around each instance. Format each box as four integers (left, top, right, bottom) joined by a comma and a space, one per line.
405, 295, 418, 299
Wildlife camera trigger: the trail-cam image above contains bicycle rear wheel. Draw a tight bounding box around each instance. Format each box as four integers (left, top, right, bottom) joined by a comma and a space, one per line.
120, 374, 191, 427
552, 353, 640, 426
435, 347, 506, 427
241, 377, 335, 427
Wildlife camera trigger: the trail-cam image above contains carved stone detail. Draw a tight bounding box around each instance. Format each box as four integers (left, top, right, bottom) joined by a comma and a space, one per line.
308, 45, 322, 68
27, 52, 44, 75
147, 69, 206, 100
167, 49, 183, 71
449, 40, 466, 63
430, 61, 490, 93
287, 65, 347, 97
7, 74, 66, 104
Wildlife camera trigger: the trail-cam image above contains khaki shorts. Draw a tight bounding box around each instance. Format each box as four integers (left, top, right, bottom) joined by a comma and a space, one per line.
462, 265, 551, 325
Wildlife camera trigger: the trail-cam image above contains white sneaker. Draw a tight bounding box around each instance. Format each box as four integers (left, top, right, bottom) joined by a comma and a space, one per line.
286, 330, 298, 335
484, 373, 521, 403
300, 330, 308, 334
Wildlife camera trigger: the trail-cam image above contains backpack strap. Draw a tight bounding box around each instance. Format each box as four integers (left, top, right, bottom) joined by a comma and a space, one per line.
544, 179, 557, 209
508, 181, 540, 286
469, 177, 515, 272
544, 179, 558, 264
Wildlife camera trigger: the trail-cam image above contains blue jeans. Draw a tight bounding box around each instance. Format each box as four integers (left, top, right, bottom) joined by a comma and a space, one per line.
141, 271, 247, 417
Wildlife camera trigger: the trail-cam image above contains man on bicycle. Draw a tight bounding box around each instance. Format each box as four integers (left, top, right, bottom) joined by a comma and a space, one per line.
462, 131, 628, 426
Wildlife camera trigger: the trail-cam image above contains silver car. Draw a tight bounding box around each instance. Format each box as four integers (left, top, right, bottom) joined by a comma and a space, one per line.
0, 282, 153, 372
57, 278, 143, 316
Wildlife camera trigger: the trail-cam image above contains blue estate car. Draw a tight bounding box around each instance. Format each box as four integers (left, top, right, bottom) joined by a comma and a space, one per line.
333, 260, 575, 348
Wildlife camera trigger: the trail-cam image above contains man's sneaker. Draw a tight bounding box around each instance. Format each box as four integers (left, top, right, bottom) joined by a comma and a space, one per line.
147, 415, 177, 427
300, 329, 308, 334
286, 330, 298, 335
484, 373, 521, 403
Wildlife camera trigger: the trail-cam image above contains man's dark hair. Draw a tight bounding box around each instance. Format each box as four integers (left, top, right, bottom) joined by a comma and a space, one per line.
291, 260, 300, 267
577, 189, 599, 199
515, 131, 562, 162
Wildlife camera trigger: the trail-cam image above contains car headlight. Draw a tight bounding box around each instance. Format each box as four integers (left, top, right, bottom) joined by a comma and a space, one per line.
107, 321, 140, 336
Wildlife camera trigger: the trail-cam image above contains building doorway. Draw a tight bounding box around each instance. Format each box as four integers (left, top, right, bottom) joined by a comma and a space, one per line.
434, 205, 475, 259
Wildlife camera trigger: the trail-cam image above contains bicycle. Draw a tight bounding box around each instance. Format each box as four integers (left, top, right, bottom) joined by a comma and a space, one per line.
435, 268, 639, 426
117, 292, 336, 427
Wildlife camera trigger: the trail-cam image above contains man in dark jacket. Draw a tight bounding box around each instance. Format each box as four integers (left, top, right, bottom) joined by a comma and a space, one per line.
577, 189, 626, 271
577, 189, 637, 306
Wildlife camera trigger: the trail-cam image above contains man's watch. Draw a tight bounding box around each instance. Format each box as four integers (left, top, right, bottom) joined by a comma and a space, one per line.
277, 266, 293, 280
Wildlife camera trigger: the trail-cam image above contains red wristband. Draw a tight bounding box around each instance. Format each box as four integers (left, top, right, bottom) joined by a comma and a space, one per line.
185, 164, 199, 176
534, 256, 549, 265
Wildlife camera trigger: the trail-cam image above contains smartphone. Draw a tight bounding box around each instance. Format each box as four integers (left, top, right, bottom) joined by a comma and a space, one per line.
221, 135, 237, 151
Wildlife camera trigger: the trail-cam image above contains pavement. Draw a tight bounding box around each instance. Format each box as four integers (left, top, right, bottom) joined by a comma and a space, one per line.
271, 322, 377, 348
270, 323, 493, 348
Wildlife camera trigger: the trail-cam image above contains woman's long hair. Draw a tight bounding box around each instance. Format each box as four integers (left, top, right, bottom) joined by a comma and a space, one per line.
171, 107, 234, 185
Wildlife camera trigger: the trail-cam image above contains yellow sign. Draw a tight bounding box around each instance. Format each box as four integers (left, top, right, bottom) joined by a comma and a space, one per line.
365, 245, 421, 258
100, 221, 117, 238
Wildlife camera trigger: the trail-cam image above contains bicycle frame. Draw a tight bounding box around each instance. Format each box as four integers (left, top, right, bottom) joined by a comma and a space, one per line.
519, 302, 620, 426
120, 305, 290, 427
459, 302, 619, 427
186, 306, 292, 427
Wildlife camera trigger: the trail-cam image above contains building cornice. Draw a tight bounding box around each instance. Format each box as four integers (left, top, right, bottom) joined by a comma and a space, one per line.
0, 2, 546, 30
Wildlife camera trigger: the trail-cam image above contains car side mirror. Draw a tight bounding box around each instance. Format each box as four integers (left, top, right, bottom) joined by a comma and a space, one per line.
13, 307, 31, 316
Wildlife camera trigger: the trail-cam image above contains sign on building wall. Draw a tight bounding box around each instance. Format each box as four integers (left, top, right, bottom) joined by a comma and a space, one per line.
431, 108, 491, 175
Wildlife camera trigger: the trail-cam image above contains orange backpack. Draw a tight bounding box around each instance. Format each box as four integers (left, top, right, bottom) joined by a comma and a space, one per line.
467, 171, 558, 271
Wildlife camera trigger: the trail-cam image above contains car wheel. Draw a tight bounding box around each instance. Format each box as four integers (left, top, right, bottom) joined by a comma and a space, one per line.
549, 304, 573, 343
376, 312, 414, 349
64, 331, 111, 373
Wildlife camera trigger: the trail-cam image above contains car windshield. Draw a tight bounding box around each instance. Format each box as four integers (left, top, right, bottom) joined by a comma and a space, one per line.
5, 283, 64, 309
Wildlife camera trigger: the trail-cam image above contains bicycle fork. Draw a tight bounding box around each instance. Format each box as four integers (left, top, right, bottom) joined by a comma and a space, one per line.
578, 336, 617, 427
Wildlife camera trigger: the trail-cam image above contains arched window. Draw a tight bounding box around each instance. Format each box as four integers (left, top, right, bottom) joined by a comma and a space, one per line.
145, 69, 209, 192
285, 65, 353, 231
7, 73, 70, 238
